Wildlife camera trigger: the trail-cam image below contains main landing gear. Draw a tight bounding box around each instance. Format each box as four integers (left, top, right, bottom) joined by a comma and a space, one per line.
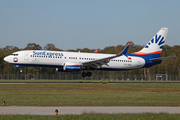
82, 71, 92, 77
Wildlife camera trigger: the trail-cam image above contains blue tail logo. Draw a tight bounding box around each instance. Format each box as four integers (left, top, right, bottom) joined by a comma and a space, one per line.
145, 34, 164, 49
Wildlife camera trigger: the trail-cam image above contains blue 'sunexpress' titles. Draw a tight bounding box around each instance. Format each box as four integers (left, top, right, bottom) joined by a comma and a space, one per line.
33, 51, 63, 57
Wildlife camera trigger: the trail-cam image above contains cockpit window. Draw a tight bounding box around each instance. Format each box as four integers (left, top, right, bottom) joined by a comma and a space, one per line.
11, 54, 18, 56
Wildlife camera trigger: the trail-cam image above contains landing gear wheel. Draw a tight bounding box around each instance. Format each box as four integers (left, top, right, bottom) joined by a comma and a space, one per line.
82, 72, 87, 77
87, 72, 92, 77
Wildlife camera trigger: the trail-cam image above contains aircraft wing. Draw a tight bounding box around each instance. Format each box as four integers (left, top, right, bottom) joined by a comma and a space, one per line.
82, 42, 133, 68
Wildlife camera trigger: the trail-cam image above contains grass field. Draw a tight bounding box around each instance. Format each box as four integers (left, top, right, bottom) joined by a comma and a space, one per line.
0, 79, 180, 83
1, 113, 180, 120
0, 82, 180, 106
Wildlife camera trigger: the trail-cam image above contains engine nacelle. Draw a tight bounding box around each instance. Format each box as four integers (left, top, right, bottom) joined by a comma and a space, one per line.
63, 63, 81, 71
56, 63, 82, 72
14, 65, 22, 68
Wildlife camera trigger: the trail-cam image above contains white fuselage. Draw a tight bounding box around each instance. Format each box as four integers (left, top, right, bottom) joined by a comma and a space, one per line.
4, 50, 145, 71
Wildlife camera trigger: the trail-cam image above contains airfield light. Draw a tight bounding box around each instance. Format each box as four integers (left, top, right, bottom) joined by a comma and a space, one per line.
3, 101, 5, 105
55, 109, 58, 115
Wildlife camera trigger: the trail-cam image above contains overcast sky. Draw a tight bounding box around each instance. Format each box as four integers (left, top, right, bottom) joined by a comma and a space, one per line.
0, 0, 180, 50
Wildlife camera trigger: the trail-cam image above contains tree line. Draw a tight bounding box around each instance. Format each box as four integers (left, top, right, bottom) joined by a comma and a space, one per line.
0, 43, 179, 78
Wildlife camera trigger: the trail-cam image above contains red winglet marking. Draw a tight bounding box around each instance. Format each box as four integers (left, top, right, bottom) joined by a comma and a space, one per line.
95, 49, 99, 53
127, 42, 131, 46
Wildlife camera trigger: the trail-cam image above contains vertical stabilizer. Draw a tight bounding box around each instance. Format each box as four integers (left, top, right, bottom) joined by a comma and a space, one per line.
131, 28, 168, 58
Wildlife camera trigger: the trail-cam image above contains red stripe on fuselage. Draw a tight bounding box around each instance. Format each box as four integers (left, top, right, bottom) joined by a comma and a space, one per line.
131, 51, 161, 55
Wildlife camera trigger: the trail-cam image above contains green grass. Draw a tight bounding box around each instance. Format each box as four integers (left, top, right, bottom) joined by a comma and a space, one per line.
1, 83, 180, 106
0, 79, 180, 83
1, 113, 180, 120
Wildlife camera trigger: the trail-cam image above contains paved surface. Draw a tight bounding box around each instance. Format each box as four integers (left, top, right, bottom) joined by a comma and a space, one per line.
0, 106, 180, 115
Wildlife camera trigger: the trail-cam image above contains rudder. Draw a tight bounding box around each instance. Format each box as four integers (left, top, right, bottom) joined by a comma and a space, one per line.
131, 28, 168, 58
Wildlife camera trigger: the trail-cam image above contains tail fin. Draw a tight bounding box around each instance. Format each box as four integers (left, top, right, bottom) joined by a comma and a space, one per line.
131, 28, 168, 58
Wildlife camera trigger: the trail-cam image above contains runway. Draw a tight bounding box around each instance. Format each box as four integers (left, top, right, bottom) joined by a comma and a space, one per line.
0, 106, 180, 115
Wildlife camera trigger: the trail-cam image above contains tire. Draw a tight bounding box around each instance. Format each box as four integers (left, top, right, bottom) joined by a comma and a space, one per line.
82, 72, 87, 77
87, 72, 92, 77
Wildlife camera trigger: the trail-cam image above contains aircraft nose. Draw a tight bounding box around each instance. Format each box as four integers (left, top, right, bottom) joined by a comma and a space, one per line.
4, 56, 8, 62
4, 56, 10, 63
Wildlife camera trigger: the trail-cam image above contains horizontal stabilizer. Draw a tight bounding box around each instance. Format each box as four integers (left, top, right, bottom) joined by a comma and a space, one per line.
149, 56, 175, 62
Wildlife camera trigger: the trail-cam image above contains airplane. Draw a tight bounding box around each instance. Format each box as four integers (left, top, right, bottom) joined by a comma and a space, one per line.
4, 28, 170, 77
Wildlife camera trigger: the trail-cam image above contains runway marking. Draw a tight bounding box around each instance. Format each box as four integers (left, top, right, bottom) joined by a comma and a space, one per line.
0, 106, 180, 115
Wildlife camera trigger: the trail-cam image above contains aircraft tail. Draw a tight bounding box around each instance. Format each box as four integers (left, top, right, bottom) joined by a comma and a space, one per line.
130, 28, 168, 58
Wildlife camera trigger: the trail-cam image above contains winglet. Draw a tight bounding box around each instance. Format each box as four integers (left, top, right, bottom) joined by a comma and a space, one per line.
94, 49, 99, 53
120, 41, 133, 55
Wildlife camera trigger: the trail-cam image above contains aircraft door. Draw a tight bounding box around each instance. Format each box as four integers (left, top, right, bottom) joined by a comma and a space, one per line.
24, 52, 29, 60
78, 51, 81, 63
137, 58, 141, 67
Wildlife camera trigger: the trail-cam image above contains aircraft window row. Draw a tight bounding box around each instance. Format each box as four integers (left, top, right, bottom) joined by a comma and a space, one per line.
69, 57, 77, 59
30, 55, 62, 59
111, 59, 132, 62
30, 55, 97, 60
11, 54, 18, 56
79, 58, 97, 60
29, 55, 131, 62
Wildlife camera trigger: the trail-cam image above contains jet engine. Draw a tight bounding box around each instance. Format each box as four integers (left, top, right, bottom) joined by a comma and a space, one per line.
63, 63, 81, 71
56, 63, 82, 72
